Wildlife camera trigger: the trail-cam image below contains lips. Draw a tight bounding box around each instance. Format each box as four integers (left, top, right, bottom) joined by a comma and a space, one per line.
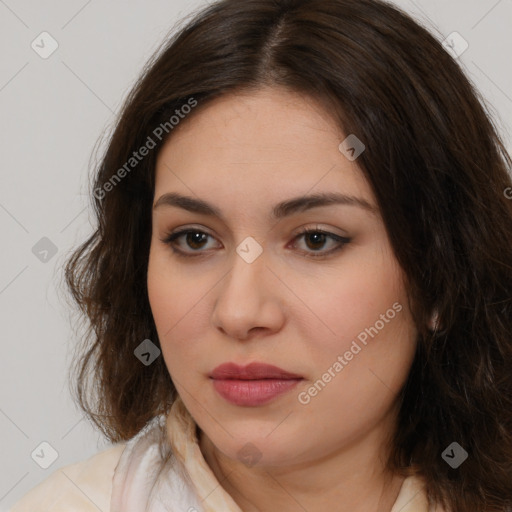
209, 362, 303, 407
209, 362, 303, 380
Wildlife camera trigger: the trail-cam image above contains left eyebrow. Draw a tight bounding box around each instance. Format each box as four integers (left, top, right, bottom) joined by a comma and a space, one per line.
152, 191, 378, 221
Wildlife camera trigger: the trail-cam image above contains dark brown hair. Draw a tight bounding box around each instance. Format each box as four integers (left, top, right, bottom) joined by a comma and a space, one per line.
62, 0, 512, 510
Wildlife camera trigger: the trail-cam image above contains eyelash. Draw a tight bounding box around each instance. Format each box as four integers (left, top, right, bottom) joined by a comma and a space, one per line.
160, 227, 351, 259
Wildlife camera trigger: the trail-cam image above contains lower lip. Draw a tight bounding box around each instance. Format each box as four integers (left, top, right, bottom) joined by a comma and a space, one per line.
212, 378, 302, 406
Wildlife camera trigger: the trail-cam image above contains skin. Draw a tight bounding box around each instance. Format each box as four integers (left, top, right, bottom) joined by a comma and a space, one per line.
147, 86, 418, 512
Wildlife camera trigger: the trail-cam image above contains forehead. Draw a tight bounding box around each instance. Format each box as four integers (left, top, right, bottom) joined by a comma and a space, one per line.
153, 87, 374, 211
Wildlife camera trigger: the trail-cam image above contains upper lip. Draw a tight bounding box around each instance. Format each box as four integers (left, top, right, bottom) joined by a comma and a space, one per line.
210, 362, 303, 380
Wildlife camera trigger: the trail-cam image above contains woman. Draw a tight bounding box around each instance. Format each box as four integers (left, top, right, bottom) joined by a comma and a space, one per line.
10, 0, 512, 511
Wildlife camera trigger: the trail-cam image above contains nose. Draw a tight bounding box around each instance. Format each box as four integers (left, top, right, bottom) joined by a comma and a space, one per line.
211, 245, 285, 341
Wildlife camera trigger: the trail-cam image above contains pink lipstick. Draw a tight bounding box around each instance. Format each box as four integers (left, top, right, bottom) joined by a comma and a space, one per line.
209, 362, 303, 407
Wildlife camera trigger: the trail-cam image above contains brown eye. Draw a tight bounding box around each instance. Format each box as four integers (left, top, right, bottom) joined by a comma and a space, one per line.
291, 229, 351, 258
161, 229, 219, 256
183, 232, 209, 250
304, 232, 329, 251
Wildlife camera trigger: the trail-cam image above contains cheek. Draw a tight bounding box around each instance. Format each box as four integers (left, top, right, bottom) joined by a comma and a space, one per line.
147, 248, 212, 377
147, 250, 182, 355
308, 245, 408, 356
307, 278, 415, 421
147, 246, 197, 330
293, 256, 415, 446
147, 251, 172, 329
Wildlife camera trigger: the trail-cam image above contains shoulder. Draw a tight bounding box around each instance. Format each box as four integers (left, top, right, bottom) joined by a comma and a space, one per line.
9, 442, 127, 512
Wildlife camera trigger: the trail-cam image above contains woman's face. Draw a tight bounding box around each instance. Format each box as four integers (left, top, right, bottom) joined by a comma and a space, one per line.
147, 87, 418, 468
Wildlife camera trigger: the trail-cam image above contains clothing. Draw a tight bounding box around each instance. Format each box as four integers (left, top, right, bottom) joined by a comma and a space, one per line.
10, 396, 440, 511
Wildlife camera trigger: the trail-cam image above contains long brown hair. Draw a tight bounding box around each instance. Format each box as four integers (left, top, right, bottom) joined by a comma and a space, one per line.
62, 0, 512, 510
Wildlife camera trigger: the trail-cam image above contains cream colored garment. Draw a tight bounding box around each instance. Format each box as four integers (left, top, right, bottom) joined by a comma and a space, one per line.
9, 396, 441, 512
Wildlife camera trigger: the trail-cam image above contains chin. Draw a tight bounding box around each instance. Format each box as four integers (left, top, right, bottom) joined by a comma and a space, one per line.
203, 427, 306, 469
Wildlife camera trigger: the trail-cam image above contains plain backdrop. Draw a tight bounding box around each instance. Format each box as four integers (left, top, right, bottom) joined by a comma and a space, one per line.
1, 0, 511, 509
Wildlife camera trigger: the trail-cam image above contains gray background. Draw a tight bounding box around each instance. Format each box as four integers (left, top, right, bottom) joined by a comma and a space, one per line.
1, 0, 511, 509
